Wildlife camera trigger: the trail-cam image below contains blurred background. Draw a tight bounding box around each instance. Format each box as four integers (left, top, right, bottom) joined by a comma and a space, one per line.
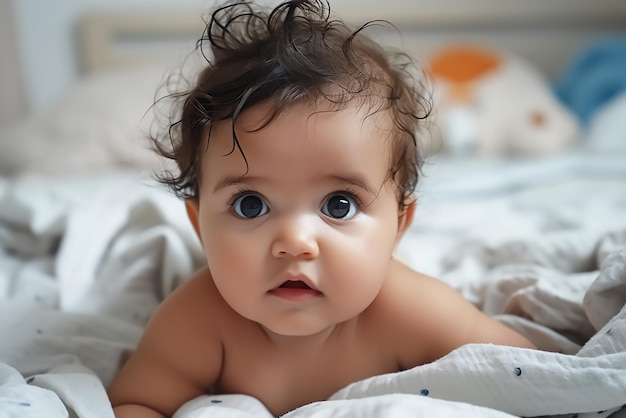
2, 0, 625, 116
1, 0, 625, 174
2, 0, 207, 123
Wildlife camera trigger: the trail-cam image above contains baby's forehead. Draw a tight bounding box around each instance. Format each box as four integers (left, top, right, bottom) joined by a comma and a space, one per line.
202, 100, 396, 167
223, 98, 395, 139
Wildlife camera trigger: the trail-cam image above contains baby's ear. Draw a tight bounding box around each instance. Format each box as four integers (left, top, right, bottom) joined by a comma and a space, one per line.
185, 198, 202, 243
397, 195, 416, 238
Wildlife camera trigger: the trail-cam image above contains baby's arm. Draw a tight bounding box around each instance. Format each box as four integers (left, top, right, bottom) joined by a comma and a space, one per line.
108, 270, 222, 418
384, 260, 536, 367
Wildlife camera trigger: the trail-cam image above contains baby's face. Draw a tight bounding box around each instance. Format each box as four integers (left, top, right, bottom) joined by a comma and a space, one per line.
189, 101, 407, 337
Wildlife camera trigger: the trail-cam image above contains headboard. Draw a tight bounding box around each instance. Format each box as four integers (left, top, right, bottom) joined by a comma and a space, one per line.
76, 0, 626, 79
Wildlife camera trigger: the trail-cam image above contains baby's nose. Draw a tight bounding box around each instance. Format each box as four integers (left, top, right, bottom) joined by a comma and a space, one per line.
270, 215, 320, 259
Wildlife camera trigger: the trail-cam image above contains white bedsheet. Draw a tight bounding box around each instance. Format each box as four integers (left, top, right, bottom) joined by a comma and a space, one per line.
1, 152, 625, 417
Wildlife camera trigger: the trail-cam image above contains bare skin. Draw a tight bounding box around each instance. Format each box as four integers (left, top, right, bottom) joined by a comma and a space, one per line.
107, 102, 535, 417
108, 260, 534, 417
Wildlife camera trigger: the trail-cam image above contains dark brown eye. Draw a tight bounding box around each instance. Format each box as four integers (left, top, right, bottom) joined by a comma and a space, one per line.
321, 194, 357, 220
233, 194, 268, 218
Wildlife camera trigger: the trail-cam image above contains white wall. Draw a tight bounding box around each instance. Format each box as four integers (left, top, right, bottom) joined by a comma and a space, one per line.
12, 0, 208, 114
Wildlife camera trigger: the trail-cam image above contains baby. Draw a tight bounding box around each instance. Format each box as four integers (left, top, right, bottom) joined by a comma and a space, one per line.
107, 1, 535, 417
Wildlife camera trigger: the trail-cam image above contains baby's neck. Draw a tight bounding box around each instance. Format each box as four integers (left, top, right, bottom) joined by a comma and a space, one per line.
259, 320, 357, 352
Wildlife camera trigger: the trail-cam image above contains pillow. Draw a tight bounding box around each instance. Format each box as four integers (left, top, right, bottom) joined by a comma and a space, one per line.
586, 91, 626, 153
0, 65, 178, 177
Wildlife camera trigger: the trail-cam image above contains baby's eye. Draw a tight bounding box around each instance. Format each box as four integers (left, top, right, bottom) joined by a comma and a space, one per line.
321, 193, 358, 220
232, 194, 269, 219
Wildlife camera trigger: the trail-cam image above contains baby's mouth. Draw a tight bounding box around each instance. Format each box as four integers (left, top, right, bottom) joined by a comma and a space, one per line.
269, 278, 322, 300
279, 280, 312, 289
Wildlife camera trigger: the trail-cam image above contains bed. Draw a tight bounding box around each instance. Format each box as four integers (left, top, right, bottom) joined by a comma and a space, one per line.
1, 1, 626, 417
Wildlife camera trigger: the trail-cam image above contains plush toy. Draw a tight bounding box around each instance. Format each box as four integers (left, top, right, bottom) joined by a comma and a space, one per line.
554, 37, 626, 126
427, 44, 580, 156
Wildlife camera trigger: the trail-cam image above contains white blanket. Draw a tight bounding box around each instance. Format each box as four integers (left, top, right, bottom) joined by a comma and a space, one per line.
1, 153, 626, 417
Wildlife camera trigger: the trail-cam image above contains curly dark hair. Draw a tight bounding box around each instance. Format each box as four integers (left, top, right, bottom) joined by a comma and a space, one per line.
152, 0, 431, 209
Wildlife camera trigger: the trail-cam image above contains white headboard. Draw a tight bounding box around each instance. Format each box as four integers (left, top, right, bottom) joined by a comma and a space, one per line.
76, 0, 626, 79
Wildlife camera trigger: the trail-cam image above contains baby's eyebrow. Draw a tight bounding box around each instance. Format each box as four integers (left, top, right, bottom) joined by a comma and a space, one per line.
212, 175, 263, 193
322, 175, 373, 194
212, 174, 375, 194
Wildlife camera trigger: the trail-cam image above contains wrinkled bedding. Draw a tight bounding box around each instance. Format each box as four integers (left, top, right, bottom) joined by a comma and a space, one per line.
1, 151, 626, 417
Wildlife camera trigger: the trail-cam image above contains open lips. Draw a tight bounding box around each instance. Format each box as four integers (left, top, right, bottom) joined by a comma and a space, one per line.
269, 279, 323, 300
279, 280, 313, 289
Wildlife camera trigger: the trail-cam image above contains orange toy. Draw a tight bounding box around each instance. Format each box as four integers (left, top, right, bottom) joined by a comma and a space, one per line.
429, 45, 502, 104
426, 44, 579, 156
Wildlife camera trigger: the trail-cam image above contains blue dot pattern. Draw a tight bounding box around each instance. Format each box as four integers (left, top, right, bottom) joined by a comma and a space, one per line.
420, 389, 429, 396
514, 367, 522, 376
211, 400, 223, 404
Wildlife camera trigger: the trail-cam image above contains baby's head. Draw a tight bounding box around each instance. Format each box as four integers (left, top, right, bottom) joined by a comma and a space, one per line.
154, 0, 431, 209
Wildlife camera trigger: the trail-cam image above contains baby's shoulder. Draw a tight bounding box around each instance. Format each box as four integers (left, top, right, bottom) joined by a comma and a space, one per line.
160, 267, 220, 310
146, 267, 229, 339
366, 259, 481, 365
112, 267, 226, 409
374, 259, 461, 316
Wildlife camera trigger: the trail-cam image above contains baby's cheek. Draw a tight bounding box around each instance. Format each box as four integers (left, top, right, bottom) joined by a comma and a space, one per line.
336, 245, 390, 294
